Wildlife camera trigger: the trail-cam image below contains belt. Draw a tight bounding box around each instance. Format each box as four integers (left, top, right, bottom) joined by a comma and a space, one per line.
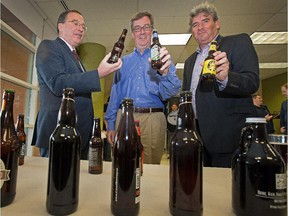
133, 107, 163, 113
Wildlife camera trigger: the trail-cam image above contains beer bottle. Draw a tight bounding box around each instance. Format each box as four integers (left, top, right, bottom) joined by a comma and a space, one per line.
232, 118, 287, 216
201, 40, 217, 83
107, 29, 128, 64
46, 88, 81, 215
88, 117, 103, 174
151, 29, 163, 70
16, 114, 26, 166
0, 89, 21, 207
169, 91, 203, 215
111, 98, 140, 216
135, 120, 144, 176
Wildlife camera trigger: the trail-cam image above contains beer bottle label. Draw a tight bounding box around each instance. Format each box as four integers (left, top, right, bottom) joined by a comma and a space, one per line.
202, 59, 216, 75
88, 148, 102, 166
0, 159, 10, 188
151, 45, 161, 61
210, 43, 217, 52
135, 167, 140, 204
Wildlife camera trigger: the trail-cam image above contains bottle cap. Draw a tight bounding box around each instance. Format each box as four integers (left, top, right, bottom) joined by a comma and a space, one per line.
245, 117, 266, 123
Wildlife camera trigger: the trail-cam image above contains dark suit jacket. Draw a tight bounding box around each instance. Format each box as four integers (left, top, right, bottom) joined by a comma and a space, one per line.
182, 34, 259, 154
35, 37, 101, 153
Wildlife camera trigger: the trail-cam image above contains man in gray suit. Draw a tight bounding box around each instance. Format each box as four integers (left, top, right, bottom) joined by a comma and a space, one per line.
182, 2, 259, 167
35, 10, 122, 159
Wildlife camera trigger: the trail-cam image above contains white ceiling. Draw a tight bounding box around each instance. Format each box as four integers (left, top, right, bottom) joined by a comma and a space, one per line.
28, 0, 287, 96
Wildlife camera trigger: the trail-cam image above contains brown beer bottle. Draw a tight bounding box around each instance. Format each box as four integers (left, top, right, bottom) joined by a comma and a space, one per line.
201, 40, 217, 83
0, 89, 21, 207
46, 88, 81, 215
111, 98, 140, 216
151, 29, 163, 70
169, 91, 203, 215
232, 118, 287, 216
107, 29, 128, 64
16, 114, 26, 166
88, 117, 103, 174
135, 120, 144, 176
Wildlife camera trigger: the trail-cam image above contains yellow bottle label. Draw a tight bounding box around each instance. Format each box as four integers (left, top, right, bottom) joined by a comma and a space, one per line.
202, 59, 216, 75
210, 43, 217, 51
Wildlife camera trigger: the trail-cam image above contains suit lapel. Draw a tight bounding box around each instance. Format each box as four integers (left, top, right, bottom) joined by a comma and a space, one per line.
56, 38, 86, 72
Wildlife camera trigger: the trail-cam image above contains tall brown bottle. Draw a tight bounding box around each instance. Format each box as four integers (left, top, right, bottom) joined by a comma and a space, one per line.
151, 29, 163, 70
232, 117, 287, 216
107, 29, 128, 64
135, 120, 144, 176
46, 88, 81, 215
88, 117, 103, 174
16, 114, 26, 166
111, 98, 140, 216
0, 89, 21, 207
201, 40, 217, 83
169, 91, 203, 216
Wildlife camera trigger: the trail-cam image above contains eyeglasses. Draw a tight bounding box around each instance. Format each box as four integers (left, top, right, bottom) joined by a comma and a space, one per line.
67, 20, 87, 31
132, 24, 152, 33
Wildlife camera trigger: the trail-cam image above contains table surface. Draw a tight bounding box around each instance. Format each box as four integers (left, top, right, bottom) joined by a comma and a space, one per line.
1, 156, 234, 216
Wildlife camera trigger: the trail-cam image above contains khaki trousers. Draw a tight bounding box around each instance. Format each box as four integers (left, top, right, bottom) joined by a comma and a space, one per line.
116, 109, 166, 164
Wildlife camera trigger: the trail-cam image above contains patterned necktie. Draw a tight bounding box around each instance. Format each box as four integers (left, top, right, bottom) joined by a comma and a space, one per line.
72, 50, 84, 72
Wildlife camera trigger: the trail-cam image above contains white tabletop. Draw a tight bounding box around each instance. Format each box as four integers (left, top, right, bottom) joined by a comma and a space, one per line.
1, 156, 234, 216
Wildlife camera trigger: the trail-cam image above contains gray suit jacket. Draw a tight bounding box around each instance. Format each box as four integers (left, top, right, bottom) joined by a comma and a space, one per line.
182, 34, 259, 154
35, 37, 101, 152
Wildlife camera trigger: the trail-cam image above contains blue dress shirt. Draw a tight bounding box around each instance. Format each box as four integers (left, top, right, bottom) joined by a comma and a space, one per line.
105, 47, 182, 131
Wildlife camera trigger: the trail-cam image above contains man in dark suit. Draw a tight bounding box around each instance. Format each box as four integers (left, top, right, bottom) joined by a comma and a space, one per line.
35, 10, 122, 159
182, 2, 259, 167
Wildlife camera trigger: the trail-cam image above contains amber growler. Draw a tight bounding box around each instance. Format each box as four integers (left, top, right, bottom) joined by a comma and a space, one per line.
16, 114, 26, 166
0, 89, 21, 207
46, 88, 81, 215
135, 120, 144, 176
88, 117, 103, 174
151, 29, 163, 70
169, 91, 203, 216
111, 98, 140, 216
201, 40, 217, 83
232, 118, 287, 216
107, 29, 127, 64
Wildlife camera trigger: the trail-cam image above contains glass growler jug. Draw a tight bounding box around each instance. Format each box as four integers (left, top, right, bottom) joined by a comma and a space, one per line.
232, 117, 287, 216
169, 91, 203, 216
111, 98, 140, 216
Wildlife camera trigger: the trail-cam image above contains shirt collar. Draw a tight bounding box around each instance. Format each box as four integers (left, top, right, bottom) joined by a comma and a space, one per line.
59, 37, 74, 52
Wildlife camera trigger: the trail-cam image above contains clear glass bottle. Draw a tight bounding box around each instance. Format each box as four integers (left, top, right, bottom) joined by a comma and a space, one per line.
111, 98, 140, 216
169, 91, 203, 215
0, 89, 21, 207
201, 40, 217, 83
46, 88, 81, 215
88, 117, 103, 174
16, 114, 26, 166
232, 117, 287, 216
151, 29, 163, 70
107, 29, 127, 64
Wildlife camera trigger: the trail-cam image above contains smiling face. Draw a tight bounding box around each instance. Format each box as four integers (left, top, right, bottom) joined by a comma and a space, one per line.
190, 12, 220, 49
58, 12, 85, 48
131, 16, 153, 54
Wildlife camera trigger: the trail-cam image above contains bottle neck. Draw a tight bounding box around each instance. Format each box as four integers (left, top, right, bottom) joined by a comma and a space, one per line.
177, 101, 195, 130
251, 123, 268, 143
92, 119, 101, 137
58, 97, 76, 127
1, 95, 14, 125
16, 116, 25, 131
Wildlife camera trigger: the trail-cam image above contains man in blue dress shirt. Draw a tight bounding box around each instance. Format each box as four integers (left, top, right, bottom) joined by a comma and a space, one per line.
105, 12, 181, 164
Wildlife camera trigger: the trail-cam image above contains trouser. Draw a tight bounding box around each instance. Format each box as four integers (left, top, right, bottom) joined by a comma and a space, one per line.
116, 110, 166, 164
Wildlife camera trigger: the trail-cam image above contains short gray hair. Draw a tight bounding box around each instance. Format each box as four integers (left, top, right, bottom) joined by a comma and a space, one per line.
130, 12, 154, 31
189, 2, 218, 27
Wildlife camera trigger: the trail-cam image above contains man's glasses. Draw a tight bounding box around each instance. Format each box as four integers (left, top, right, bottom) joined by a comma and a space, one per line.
67, 20, 87, 31
132, 24, 152, 33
